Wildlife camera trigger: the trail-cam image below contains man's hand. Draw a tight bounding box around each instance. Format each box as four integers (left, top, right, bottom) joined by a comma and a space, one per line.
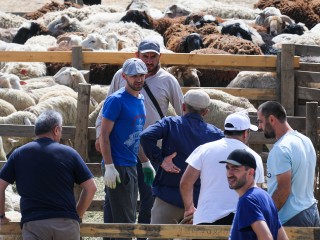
104, 164, 121, 189
161, 152, 180, 173
141, 161, 156, 186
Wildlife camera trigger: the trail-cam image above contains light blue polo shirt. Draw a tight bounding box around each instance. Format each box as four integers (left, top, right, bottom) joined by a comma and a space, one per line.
267, 130, 317, 224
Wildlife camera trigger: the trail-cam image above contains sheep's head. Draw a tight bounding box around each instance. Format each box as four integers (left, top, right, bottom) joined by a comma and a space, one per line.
164, 4, 192, 18
264, 15, 295, 36
183, 33, 204, 53
166, 66, 200, 87
53, 67, 88, 90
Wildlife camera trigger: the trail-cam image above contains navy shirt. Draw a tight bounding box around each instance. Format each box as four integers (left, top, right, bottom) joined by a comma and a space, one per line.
0, 138, 94, 226
140, 113, 224, 208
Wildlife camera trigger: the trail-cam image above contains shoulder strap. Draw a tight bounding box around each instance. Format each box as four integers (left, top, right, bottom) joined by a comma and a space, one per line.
143, 83, 164, 119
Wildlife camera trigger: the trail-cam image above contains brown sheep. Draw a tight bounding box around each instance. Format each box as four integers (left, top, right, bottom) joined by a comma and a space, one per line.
203, 34, 263, 55
190, 48, 239, 87
23, 1, 82, 20
254, 0, 320, 29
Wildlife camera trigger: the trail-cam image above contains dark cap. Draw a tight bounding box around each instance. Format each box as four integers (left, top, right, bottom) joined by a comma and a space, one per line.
138, 39, 160, 55
122, 58, 148, 76
219, 149, 256, 170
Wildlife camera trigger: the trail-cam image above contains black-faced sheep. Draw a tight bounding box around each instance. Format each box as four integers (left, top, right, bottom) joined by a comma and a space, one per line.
254, 0, 320, 30
12, 22, 49, 44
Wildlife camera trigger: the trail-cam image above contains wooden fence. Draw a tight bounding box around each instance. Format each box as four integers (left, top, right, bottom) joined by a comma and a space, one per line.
0, 44, 319, 237
1, 222, 320, 239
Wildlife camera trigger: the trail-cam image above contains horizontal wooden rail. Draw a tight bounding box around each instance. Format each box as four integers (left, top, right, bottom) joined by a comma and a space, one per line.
0, 222, 319, 239
0, 51, 300, 69
182, 87, 277, 100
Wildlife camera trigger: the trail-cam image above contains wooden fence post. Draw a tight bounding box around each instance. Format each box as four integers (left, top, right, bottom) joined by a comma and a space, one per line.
72, 46, 84, 70
74, 83, 91, 162
306, 102, 320, 206
276, 51, 282, 103
280, 44, 295, 116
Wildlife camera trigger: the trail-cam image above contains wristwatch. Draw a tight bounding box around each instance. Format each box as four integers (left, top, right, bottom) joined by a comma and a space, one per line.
0, 214, 5, 219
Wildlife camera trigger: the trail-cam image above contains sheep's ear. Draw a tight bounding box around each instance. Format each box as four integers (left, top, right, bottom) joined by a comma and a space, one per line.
23, 117, 32, 125
80, 70, 90, 76
196, 69, 203, 76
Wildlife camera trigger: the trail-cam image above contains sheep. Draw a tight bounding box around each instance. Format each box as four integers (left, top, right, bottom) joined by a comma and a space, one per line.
203, 33, 263, 55
26, 84, 76, 103
0, 136, 6, 161
1, 62, 47, 80
126, 0, 164, 19
52, 66, 89, 90
254, 0, 320, 30
47, 14, 86, 37
254, 6, 282, 25
176, 0, 259, 20
165, 66, 200, 87
0, 27, 18, 43
0, 73, 21, 90
20, 76, 57, 91
227, 71, 277, 89
167, 32, 205, 53
12, 22, 49, 44
263, 15, 296, 36
0, 11, 27, 28
221, 19, 265, 47
90, 85, 110, 104
189, 48, 240, 87
119, 9, 187, 36
23, 1, 82, 20
89, 100, 105, 127
280, 23, 308, 35
0, 89, 36, 111
0, 99, 16, 117
163, 4, 192, 18
26, 96, 78, 126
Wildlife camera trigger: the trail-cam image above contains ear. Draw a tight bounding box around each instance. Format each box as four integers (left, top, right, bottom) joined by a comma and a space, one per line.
182, 103, 186, 112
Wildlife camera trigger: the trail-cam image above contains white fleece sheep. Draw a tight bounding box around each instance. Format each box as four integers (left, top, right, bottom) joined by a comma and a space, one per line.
227, 71, 277, 89
0, 99, 16, 117
26, 84, 76, 103
26, 96, 78, 126
0, 88, 36, 111
0, 11, 28, 28
0, 73, 21, 89
20, 76, 57, 91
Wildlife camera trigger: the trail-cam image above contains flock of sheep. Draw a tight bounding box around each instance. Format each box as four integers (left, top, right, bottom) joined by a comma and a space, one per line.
0, 0, 319, 237
1, 0, 319, 158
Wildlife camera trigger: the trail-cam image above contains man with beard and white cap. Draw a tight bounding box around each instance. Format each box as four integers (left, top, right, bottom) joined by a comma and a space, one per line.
180, 112, 264, 225
99, 58, 156, 240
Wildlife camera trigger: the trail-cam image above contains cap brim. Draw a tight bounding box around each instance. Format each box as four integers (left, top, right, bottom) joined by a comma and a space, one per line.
249, 124, 258, 131
219, 160, 242, 166
140, 50, 160, 55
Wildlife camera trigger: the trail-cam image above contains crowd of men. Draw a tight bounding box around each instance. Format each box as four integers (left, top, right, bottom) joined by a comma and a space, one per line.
0, 39, 318, 240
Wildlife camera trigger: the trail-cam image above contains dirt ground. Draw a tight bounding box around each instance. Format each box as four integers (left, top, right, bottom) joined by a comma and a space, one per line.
1, 0, 256, 13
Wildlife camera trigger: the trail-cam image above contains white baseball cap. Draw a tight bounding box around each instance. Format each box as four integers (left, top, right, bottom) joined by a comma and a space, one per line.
224, 112, 258, 131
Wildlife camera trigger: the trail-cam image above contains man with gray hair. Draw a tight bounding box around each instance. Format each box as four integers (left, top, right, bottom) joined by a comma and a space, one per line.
0, 110, 97, 240
140, 89, 224, 227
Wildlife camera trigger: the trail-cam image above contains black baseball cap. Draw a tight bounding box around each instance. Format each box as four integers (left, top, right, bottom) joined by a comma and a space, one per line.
219, 149, 256, 170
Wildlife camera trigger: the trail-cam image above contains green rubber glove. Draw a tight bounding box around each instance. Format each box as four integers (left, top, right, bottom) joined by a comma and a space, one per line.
141, 161, 156, 186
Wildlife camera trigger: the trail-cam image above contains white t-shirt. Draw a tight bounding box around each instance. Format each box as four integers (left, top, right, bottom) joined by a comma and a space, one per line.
186, 138, 264, 224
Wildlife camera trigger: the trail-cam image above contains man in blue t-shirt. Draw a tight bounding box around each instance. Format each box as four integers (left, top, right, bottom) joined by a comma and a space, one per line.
220, 149, 288, 240
0, 110, 97, 240
99, 58, 156, 240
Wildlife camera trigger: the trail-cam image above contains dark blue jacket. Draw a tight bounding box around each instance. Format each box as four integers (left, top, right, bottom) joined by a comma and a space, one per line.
140, 113, 224, 208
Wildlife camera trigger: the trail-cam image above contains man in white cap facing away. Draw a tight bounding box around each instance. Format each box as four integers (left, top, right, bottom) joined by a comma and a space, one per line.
96, 39, 183, 233
139, 89, 224, 229
180, 112, 264, 225
99, 58, 156, 240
